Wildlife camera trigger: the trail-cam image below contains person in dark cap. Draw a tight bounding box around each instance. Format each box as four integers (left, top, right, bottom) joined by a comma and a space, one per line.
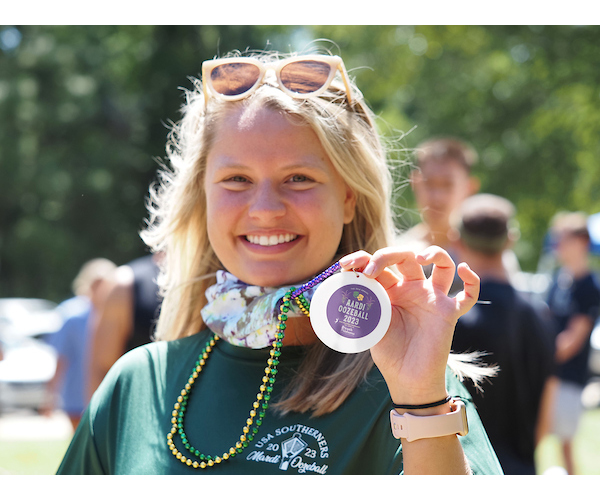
450, 193, 556, 474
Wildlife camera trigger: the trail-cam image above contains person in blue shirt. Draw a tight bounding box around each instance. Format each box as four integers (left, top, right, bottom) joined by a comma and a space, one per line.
545, 211, 600, 474
43, 258, 116, 429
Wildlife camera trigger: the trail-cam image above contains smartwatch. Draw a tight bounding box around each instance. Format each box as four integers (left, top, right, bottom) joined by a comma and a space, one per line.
389, 398, 469, 442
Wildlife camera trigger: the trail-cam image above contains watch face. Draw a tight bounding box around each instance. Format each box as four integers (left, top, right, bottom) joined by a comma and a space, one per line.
310, 271, 391, 353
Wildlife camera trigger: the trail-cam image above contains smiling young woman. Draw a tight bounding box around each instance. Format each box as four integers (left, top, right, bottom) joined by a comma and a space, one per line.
56, 49, 502, 475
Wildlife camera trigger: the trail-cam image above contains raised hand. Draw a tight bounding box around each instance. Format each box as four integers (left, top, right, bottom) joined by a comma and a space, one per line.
339, 245, 480, 405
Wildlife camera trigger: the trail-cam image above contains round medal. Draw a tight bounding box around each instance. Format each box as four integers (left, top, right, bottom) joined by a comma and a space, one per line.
310, 271, 392, 353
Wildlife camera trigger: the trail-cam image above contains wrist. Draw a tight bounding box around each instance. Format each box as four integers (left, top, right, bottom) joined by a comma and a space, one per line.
392, 394, 451, 414
389, 386, 449, 410
390, 398, 469, 442
392, 394, 452, 416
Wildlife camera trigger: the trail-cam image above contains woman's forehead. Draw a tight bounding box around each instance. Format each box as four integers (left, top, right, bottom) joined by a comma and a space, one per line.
217, 101, 302, 132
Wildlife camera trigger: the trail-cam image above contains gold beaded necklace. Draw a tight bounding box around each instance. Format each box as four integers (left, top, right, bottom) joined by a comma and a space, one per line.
166, 262, 339, 469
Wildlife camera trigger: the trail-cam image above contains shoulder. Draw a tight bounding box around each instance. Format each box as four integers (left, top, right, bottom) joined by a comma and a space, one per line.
572, 273, 600, 311
127, 255, 159, 276
582, 273, 600, 294
57, 296, 90, 318
512, 288, 551, 318
50, 303, 90, 345
97, 266, 136, 304
104, 332, 206, 375
95, 332, 210, 389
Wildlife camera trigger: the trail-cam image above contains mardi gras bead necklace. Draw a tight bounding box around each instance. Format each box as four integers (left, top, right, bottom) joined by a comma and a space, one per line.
166, 262, 341, 469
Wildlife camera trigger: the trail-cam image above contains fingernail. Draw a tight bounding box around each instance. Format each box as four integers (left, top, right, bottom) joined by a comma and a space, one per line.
339, 256, 354, 267
363, 262, 375, 276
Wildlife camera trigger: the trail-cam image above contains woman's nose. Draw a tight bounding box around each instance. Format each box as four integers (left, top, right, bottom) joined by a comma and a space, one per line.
247, 182, 286, 221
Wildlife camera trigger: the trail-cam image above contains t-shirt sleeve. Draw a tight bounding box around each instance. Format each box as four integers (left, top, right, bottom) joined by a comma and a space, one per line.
574, 277, 600, 319
55, 342, 162, 475
446, 370, 504, 475
55, 342, 126, 475
55, 405, 106, 474
47, 318, 73, 358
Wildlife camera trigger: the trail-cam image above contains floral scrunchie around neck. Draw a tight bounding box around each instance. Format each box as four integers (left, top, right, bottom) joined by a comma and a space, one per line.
200, 271, 317, 349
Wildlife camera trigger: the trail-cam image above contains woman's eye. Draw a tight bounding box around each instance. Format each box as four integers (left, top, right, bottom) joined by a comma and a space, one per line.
225, 175, 248, 183
290, 174, 310, 183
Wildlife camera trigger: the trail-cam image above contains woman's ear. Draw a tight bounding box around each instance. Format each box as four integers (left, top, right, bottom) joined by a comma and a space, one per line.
344, 186, 357, 224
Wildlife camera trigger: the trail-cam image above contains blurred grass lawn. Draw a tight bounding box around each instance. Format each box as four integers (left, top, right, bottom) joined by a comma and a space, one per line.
0, 409, 598, 475
535, 407, 600, 475
0, 438, 71, 475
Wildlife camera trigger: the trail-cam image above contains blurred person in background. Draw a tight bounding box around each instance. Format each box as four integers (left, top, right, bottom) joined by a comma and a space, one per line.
43, 258, 117, 429
403, 137, 481, 253
87, 253, 162, 398
397, 137, 480, 296
398, 136, 522, 295
544, 211, 600, 474
450, 194, 556, 474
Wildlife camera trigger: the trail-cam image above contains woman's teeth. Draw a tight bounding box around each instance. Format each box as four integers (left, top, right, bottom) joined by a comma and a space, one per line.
246, 234, 297, 246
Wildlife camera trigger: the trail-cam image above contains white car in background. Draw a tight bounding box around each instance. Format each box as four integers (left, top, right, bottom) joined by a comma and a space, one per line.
0, 298, 61, 412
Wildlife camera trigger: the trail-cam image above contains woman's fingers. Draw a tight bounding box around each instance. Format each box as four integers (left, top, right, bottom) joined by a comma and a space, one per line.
340, 248, 425, 289
454, 262, 480, 314
339, 247, 474, 313
415, 246, 456, 295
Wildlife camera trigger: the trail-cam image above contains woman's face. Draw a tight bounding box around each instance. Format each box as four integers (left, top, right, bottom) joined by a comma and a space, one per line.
205, 105, 356, 287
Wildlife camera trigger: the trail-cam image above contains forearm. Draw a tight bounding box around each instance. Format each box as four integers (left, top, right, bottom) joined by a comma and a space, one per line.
402, 435, 471, 475
555, 315, 593, 364
41, 358, 67, 415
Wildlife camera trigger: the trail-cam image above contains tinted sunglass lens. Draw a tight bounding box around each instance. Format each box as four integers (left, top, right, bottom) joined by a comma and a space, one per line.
210, 63, 261, 96
280, 61, 331, 94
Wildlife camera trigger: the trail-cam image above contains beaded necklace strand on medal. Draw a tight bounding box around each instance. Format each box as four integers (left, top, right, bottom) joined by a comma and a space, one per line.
166, 261, 341, 469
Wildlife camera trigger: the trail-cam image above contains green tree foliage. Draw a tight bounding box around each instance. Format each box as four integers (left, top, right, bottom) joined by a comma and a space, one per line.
2, 26, 599, 301
0, 25, 291, 301
307, 25, 600, 269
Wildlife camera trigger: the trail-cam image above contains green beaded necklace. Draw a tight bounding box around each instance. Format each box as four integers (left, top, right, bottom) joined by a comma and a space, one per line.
166, 262, 339, 469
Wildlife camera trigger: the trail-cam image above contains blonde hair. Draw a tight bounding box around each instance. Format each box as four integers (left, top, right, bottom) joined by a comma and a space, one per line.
72, 258, 117, 297
141, 50, 487, 416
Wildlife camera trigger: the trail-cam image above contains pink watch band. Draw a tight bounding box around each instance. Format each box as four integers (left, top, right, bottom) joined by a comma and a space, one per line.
389, 398, 469, 442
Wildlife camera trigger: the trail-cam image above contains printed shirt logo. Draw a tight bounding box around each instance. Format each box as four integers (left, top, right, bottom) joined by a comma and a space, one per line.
246, 424, 330, 474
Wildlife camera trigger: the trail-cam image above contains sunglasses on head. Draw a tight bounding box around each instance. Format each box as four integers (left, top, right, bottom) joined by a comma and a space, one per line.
201, 55, 353, 109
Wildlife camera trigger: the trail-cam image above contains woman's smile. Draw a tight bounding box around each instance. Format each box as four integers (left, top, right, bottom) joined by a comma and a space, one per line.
244, 233, 299, 247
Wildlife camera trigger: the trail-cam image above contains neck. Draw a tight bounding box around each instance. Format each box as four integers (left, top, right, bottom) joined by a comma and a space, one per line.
475, 266, 510, 283
424, 224, 452, 249
458, 248, 509, 283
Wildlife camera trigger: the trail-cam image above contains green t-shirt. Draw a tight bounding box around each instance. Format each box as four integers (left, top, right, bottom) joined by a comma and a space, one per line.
56, 330, 503, 475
